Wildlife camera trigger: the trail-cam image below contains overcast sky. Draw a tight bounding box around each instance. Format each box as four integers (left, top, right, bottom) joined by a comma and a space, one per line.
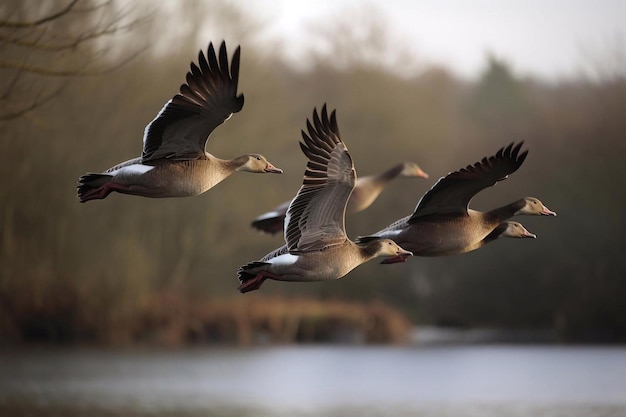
247, 0, 625, 79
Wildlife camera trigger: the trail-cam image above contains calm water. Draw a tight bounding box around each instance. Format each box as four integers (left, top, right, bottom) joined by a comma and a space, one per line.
1, 345, 626, 417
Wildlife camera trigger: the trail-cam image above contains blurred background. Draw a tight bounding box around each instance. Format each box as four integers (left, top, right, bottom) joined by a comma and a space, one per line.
1, 1, 625, 416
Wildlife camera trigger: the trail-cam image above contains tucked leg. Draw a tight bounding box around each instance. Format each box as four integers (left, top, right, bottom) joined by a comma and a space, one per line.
238, 269, 283, 293
80, 182, 132, 202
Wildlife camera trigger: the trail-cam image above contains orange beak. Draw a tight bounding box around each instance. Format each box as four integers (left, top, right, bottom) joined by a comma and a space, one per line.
415, 168, 429, 179
265, 163, 283, 174
381, 249, 413, 264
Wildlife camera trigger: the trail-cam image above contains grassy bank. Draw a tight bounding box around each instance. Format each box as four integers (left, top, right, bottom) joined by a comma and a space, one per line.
139, 295, 411, 346
1, 294, 412, 346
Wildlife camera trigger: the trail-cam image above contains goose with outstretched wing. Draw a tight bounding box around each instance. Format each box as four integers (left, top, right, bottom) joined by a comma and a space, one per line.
358, 142, 556, 260
237, 105, 412, 293
250, 161, 428, 235
77, 41, 282, 203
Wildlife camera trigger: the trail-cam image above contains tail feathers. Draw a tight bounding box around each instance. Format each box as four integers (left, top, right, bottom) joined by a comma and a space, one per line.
251, 215, 285, 235
77, 173, 113, 203
237, 261, 270, 283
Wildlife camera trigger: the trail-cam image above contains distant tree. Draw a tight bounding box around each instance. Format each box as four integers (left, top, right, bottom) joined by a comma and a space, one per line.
466, 54, 533, 139
578, 34, 626, 83
0, 0, 146, 121
304, 3, 422, 76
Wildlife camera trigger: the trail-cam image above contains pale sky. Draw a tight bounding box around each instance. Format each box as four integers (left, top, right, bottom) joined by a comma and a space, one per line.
245, 0, 625, 79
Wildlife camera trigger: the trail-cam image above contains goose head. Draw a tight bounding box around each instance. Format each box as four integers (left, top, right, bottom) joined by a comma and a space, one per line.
373, 239, 413, 264
500, 221, 537, 239
238, 154, 283, 174
400, 161, 429, 179
517, 197, 557, 216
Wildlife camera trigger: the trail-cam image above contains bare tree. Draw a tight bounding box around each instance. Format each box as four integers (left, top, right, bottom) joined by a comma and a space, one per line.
0, 0, 148, 120
303, 4, 423, 76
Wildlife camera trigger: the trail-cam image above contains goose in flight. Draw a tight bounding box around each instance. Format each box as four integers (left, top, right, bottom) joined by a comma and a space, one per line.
238, 106, 412, 293
77, 41, 282, 203
358, 142, 556, 260
251, 161, 428, 234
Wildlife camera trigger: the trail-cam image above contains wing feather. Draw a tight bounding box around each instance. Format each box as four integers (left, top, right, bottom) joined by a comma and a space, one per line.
285, 105, 355, 252
409, 142, 528, 222
142, 41, 245, 161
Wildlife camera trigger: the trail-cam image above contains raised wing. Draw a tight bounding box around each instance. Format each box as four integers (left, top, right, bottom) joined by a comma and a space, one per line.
142, 41, 245, 161
284, 105, 355, 252
409, 142, 528, 222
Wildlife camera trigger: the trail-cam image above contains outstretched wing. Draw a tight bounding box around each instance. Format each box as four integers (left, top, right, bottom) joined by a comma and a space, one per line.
409, 142, 528, 222
284, 105, 355, 252
142, 41, 245, 161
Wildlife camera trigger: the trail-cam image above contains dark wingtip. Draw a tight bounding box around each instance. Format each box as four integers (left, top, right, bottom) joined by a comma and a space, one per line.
510, 141, 528, 170
235, 94, 245, 113
323, 106, 339, 138
320, 103, 328, 120
208, 42, 216, 61
517, 149, 529, 166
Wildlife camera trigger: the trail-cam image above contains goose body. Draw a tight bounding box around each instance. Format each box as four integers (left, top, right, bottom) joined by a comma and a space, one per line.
251, 161, 428, 234
77, 42, 282, 203
360, 142, 556, 258
243, 241, 405, 283
238, 106, 412, 293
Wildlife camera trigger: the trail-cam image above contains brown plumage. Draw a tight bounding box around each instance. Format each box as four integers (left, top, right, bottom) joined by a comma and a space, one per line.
358, 142, 556, 259
237, 106, 412, 293
250, 161, 429, 234
77, 41, 282, 203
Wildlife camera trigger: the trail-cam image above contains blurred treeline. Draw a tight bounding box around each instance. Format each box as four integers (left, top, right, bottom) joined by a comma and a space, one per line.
1, 0, 625, 345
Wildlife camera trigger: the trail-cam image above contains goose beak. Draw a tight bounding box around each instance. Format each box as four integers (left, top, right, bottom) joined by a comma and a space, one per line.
523, 231, 537, 239
415, 168, 429, 179
380, 250, 413, 264
265, 163, 283, 174
541, 206, 557, 216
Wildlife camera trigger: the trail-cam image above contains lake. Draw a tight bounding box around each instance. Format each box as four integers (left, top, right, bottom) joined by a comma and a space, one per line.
1, 345, 625, 417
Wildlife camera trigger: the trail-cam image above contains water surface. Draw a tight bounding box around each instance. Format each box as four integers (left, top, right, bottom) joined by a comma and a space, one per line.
1, 345, 625, 417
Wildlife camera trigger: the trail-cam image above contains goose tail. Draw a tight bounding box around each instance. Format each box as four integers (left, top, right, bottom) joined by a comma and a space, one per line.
77, 173, 114, 203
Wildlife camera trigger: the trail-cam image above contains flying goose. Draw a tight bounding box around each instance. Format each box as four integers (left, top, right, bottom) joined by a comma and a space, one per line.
237, 106, 413, 293
251, 161, 429, 234
358, 142, 556, 260
377, 220, 537, 263
77, 41, 282, 203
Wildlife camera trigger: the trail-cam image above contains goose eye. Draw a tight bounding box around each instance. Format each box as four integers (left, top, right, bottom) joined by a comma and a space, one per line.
256, 156, 261, 161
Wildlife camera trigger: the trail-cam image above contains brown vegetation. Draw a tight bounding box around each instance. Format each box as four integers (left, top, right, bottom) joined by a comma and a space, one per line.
0, 290, 412, 346
139, 295, 411, 346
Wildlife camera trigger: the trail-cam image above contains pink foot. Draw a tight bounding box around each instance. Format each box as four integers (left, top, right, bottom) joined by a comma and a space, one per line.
238, 269, 283, 293
238, 273, 268, 293
80, 182, 131, 202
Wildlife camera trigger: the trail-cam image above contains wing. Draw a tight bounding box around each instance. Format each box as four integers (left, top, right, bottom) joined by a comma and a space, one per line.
409, 142, 528, 222
284, 105, 355, 252
141, 41, 245, 161
250, 200, 291, 235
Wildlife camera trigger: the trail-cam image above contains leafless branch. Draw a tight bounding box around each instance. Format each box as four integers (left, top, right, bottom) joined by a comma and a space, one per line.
1, 100, 47, 121
0, 48, 143, 76
0, 0, 80, 28
0, 16, 142, 51
0, 84, 65, 121
0, 0, 150, 120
